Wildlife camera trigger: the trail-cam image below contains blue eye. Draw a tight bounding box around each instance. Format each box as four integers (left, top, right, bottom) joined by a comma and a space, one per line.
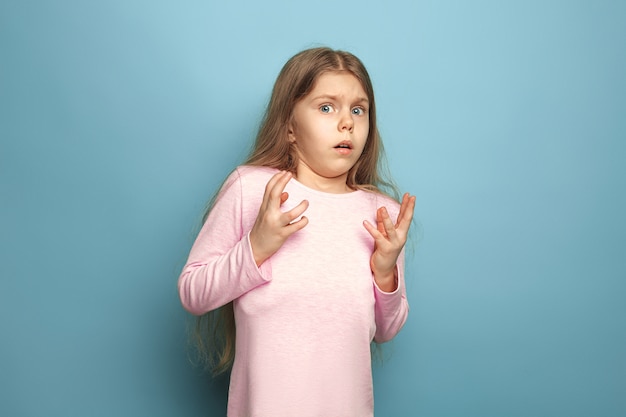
352, 107, 365, 116
320, 105, 332, 113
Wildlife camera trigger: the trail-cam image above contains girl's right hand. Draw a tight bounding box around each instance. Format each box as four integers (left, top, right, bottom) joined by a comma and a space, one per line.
249, 171, 309, 266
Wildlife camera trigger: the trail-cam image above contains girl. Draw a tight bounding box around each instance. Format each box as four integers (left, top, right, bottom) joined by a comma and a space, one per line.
179, 47, 415, 417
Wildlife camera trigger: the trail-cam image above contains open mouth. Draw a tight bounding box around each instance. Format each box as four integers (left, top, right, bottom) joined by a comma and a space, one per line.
334, 141, 353, 149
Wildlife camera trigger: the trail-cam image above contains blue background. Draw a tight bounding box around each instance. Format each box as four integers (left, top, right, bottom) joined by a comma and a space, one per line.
1, 1, 625, 416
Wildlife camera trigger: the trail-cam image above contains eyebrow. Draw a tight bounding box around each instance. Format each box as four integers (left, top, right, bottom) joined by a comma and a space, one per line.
311, 94, 369, 104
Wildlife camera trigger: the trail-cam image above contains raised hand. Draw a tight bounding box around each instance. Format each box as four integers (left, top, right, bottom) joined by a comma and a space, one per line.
363, 193, 416, 292
249, 171, 309, 266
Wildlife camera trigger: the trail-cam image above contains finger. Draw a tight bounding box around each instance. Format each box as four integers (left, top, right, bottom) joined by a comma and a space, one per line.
265, 171, 287, 191
379, 207, 398, 240
283, 199, 309, 224
268, 171, 291, 206
262, 171, 287, 207
363, 219, 385, 241
280, 192, 289, 205
396, 195, 416, 232
269, 171, 292, 204
284, 215, 309, 235
376, 207, 386, 237
395, 193, 409, 227
378, 206, 399, 238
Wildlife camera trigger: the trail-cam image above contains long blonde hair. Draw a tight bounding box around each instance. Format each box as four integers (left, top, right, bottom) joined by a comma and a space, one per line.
193, 47, 398, 375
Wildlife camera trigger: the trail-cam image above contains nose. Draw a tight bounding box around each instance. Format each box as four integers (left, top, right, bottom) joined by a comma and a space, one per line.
339, 110, 354, 132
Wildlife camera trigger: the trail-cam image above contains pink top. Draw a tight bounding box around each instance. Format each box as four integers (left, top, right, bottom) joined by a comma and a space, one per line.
179, 166, 409, 417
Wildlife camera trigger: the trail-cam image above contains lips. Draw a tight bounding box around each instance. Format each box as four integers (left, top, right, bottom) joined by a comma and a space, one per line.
334, 140, 353, 149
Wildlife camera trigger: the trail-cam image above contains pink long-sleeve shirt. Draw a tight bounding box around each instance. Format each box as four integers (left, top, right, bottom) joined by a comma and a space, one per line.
179, 165, 409, 417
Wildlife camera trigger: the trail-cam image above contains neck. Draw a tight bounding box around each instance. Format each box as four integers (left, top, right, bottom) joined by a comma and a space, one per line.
295, 164, 352, 194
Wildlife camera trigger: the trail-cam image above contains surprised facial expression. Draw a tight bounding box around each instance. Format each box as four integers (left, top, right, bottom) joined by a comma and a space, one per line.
288, 71, 369, 193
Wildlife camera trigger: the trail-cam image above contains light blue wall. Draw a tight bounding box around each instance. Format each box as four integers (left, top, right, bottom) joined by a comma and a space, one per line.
1, 1, 624, 416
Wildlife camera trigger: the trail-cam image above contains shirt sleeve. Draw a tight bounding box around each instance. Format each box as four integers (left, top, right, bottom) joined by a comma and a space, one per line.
178, 169, 271, 315
372, 250, 409, 342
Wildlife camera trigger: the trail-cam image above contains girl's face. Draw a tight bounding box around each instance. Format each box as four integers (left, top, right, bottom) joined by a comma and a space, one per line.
288, 71, 369, 193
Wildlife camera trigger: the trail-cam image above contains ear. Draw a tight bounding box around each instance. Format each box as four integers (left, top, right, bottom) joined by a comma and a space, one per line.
287, 121, 296, 143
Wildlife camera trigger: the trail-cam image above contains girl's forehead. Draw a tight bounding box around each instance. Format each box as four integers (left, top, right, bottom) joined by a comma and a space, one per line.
307, 71, 368, 98
314, 70, 360, 84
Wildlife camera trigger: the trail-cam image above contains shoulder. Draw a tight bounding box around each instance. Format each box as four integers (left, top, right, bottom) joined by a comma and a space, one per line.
213, 166, 278, 216
367, 191, 401, 218
234, 165, 279, 185
220, 165, 278, 192
214, 166, 278, 204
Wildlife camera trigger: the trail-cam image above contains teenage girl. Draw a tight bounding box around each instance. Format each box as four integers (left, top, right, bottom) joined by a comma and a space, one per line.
178, 47, 416, 417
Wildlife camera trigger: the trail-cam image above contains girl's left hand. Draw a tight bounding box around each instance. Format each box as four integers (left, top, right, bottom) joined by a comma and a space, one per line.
363, 193, 416, 292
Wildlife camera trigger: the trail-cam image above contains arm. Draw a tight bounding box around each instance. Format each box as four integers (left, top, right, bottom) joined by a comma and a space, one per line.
178, 169, 309, 316
178, 170, 270, 315
363, 193, 416, 342
372, 249, 409, 343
